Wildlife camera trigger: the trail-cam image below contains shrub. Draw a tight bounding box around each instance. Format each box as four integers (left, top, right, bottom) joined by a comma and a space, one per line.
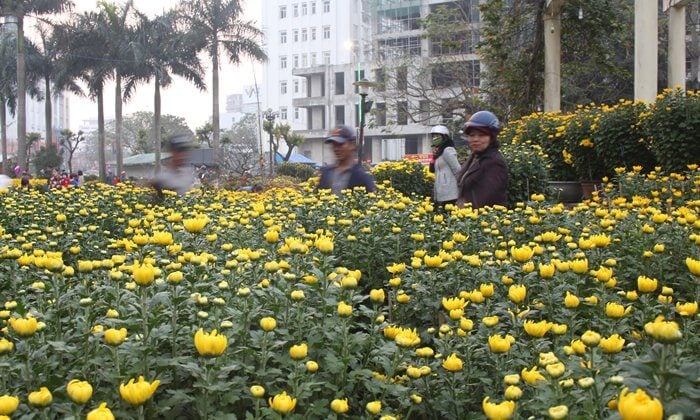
500, 142, 549, 206
643, 88, 700, 173
594, 100, 656, 174
560, 106, 607, 180
275, 162, 317, 181
502, 112, 577, 181
371, 160, 433, 197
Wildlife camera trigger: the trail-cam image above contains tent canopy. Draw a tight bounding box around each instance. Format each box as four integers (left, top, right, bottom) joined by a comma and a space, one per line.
275, 153, 318, 167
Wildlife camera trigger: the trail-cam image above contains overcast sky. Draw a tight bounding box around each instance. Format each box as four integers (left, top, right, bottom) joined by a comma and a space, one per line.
66, 0, 263, 131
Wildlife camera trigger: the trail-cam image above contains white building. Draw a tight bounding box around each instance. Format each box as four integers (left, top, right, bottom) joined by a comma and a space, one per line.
262, 0, 482, 166
261, 0, 370, 165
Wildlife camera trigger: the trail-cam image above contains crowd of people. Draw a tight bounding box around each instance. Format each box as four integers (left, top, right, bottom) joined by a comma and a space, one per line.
5, 109, 508, 207
320, 109, 508, 209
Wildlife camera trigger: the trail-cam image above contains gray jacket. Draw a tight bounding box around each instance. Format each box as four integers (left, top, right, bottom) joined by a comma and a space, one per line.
433, 146, 461, 202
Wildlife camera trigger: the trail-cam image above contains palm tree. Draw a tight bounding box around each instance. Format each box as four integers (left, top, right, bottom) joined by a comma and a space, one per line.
62, 11, 113, 181
180, 0, 266, 154
97, 0, 135, 177
0, 32, 17, 175
129, 10, 204, 173
1, 31, 42, 175
29, 23, 81, 149
0, 0, 73, 171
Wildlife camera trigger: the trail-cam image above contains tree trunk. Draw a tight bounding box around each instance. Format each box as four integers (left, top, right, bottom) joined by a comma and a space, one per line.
0, 100, 7, 176
115, 72, 123, 175
16, 15, 27, 171
97, 87, 106, 182
212, 47, 220, 154
44, 77, 52, 148
154, 75, 161, 174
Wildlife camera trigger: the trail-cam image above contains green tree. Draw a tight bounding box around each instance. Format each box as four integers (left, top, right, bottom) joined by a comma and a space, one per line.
63, 10, 115, 181
26, 131, 41, 171
32, 141, 62, 176
28, 23, 82, 148
478, 0, 636, 119
0, 0, 72, 172
262, 120, 305, 163
129, 10, 204, 173
0, 32, 17, 175
97, 0, 137, 177
58, 128, 84, 174
180, 0, 267, 154
104, 112, 194, 155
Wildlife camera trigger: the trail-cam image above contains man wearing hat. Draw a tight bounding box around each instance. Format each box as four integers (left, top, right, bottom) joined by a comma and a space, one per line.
318, 125, 376, 195
151, 134, 195, 198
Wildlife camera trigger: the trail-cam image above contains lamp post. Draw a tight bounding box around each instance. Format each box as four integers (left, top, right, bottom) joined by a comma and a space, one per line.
352, 78, 375, 162
263, 108, 276, 176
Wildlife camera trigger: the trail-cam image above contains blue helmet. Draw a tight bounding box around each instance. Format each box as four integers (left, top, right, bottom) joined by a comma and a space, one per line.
464, 111, 501, 134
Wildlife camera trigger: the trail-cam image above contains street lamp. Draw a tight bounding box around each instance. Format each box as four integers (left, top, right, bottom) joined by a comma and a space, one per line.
263, 108, 277, 176
352, 78, 375, 162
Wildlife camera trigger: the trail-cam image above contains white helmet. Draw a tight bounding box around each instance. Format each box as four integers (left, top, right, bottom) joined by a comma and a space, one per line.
430, 125, 450, 136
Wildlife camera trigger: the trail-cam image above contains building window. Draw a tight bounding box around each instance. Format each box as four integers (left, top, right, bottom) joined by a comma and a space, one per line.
419, 100, 430, 123
323, 51, 331, 64
323, 26, 330, 39
334, 72, 345, 95
293, 80, 299, 93
294, 107, 300, 120
397, 101, 409, 125
377, 5, 420, 34
375, 103, 386, 126
335, 105, 345, 125
301, 53, 308, 67
311, 1, 316, 14
301, 2, 307, 15
323, 0, 330, 13
293, 29, 299, 42
397, 66, 408, 91
310, 52, 317, 66
280, 56, 287, 69
280, 107, 288, 120
280, 31, 287, 44
310, 27, 316, 40
301, 28, 307, 42
280, 81, 288, 95
374, 68, 386, 92
293, 54, 299, 68
293, 4, 298, 17
279, 6, 287, 19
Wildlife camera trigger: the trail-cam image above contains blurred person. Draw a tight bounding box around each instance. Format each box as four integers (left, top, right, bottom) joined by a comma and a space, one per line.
151, 134, 195, 199
70, 173, 79, 187
77, 170, 85, 186
428, 125, 460, 210
49, 169, 62, 189
21, 171, 31, 189
318, 125, 376, 195
456, 111, 508, 208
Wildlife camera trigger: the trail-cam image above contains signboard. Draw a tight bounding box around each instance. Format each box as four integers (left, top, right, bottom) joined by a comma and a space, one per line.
403, 154, 431, 165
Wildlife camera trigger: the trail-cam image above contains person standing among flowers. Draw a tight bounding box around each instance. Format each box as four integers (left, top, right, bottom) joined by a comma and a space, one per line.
456, 111, 508, 208
318, 125, 376, 195
429, 125, 460, 210
151, 134, 196, 199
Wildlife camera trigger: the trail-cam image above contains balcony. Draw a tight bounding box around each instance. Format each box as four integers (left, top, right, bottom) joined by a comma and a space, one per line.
292, 97, 326, 108
292, 65, 328, 77
293, 128, 328, 140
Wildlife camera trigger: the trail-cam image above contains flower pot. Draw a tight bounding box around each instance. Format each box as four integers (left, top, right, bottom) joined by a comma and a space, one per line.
548, 181, 583, 203
581, 181, 603, 199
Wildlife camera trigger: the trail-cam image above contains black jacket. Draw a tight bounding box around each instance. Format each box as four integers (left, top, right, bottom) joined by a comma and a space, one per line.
456, 147, 508, 208
318, 163, 377, 193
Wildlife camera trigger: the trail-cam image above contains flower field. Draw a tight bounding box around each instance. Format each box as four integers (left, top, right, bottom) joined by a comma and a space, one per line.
0, 168, 699, 419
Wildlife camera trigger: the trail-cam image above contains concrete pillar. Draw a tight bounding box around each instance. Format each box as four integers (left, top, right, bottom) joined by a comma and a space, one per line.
544, 0, 564, 112
635, 0, 658, 102
668, 3, 687, 89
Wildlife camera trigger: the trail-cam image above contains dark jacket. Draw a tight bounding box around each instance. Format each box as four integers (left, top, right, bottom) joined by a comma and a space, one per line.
456, 147, 508, 208
318, 163, 377, 193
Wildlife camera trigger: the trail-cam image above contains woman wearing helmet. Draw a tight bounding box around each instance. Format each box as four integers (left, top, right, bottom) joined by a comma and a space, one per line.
456, 111, 508, 208
429, 125, 460, 210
